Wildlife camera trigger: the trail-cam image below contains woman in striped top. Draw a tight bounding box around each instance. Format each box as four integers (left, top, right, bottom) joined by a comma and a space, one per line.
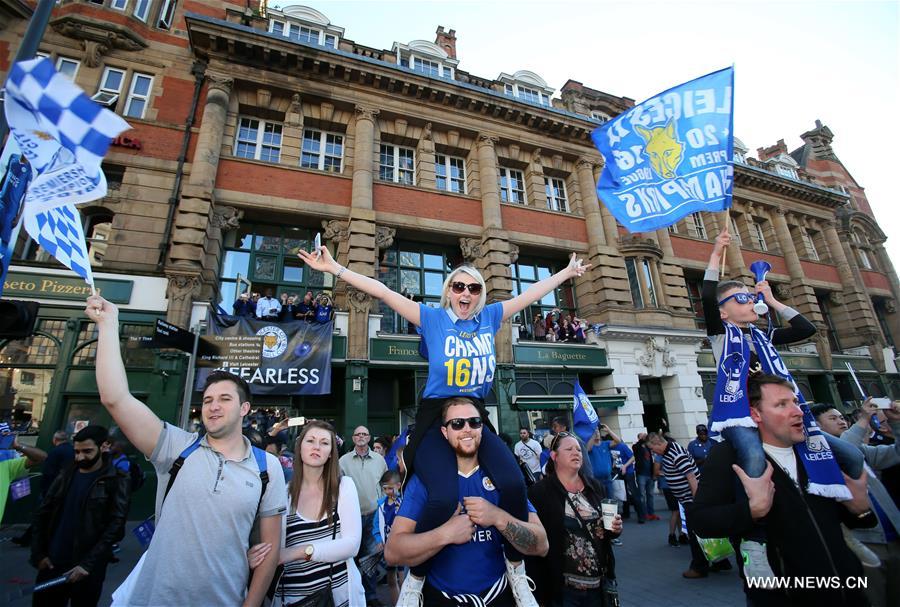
272, 420, 365, 607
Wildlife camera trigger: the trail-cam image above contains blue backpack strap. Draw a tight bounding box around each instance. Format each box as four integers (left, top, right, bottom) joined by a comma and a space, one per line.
251, 446, 270, 518
163, 437, 203, 504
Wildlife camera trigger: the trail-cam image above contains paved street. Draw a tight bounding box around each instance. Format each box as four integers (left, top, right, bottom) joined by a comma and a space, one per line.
0, 495, 745, 606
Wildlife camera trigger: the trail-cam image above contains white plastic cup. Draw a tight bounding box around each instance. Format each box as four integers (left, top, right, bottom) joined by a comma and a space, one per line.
601, 499, 617, 530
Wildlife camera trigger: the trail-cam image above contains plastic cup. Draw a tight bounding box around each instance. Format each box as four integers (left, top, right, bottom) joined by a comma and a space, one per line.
601, 499, 617, 530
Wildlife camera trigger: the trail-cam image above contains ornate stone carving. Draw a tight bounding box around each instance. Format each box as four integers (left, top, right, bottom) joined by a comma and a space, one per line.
355, 105, 379, 122
346, 286, 372, 314
80, 40, 109, 68
459, 237, 483, 263
531, 148, 543, 166
774, 283, 791, 299
321, 219, 350, 242
166, 273, 201, 303
885, 299, 897, 314
211, 205, 243, 231
375, 226, 396, 251
422, 122, 433, 141
256, 89, 272, 108
638, 336, 676, 369
477, 133, 499, 148
206, 74, 233, 94
829, 291, 844, 306
288, 93, 302, 113
509, 244, 520, 265
50, 14, 147, 62
576, 156, 600, 172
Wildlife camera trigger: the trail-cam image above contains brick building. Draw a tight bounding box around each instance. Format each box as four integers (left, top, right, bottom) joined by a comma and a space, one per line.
1, 0, 898, 457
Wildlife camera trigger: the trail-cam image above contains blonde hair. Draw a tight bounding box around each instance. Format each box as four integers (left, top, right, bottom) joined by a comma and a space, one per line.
439, 266, 487, 316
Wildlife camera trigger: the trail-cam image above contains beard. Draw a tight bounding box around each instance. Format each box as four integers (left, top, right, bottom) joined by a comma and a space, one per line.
76, 451, 102, 470
452, 437, 480, 458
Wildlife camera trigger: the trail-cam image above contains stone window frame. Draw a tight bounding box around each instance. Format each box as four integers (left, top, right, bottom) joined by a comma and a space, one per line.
92, 66, 125, 108
56, 56, 80, 81
234, 117, 283, 163
799, 228, 820, 261
379, 144, 416, 185
544, 176, 569, 213
301, 128, 343, 173
435, 154, 466, 194
124, 72, 154, 120
751, 220, 768, 252
157, 0, 177, 30
133, 0, 152, 22
590, 110, 611, 124
688, 213, 707, 240
499, 166, 526, 204
509, 256, 578, 334
269, 19, 338, 48
624, 256, 658, 309
504, 83, 551, 107
730, 215, 743, 246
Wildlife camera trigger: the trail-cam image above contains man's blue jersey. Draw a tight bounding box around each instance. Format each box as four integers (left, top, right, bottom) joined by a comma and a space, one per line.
419, 302, 503, 400
397, 467, 536, 595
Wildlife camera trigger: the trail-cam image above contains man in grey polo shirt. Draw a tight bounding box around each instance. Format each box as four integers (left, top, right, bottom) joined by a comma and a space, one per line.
340, 425, 387, 606
87, 294, 287, 607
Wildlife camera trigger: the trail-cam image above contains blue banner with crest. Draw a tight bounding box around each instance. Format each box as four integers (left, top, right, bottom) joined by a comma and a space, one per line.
591, 67, 734, 232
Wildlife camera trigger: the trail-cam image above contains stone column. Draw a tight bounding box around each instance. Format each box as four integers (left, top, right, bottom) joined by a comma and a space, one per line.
771, 209, 819, 318
351, 106, 378, 210
416, 122, 436, 190
476, 134, 503, 229
166, 73, 233, 326
525, 148, 545, 209
823, 220, 881, 354
576, 157, 606, 248
873, 242, 900, 349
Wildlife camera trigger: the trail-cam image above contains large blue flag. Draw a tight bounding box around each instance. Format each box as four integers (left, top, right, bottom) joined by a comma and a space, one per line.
591, 67, 734, 233
573, 381, 599, 443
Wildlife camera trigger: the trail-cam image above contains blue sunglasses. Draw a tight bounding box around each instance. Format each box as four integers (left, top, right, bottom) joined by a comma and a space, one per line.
718, 292, 753, 306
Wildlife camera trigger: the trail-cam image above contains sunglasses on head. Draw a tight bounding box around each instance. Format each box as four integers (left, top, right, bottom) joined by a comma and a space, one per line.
443, 416, 483, 431
550, 431, 573, 451
718, 292, 753, 306
450, 281, 483, 295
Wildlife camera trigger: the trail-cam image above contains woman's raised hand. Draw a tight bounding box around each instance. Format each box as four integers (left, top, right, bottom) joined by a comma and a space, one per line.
298, 245, 339, 274
566, 252, 591, 278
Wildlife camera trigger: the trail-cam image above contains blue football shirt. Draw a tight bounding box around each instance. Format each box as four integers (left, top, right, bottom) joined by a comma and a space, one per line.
398, 468, 536, 595
419, 302, 503, 400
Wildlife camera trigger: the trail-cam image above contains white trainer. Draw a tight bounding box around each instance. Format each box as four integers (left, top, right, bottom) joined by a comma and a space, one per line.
505, 559, 538, 607
396, 573, 424, 607
740, 539, 776, 580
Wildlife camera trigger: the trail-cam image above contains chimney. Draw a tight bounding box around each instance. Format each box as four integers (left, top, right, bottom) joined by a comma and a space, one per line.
435, 26, 457, 59
757, 139, 788, 161
800, 120, 837, 161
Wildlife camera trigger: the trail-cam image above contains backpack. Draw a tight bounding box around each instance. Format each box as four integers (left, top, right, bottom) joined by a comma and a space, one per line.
164, 437, 269, 515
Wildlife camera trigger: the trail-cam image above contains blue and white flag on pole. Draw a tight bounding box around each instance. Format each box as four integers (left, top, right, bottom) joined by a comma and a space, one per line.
23, 205, 94, 285
3, 57, 130, 216
590, 67, 734, 233
573, 381, 599, 443
0, 146, 33, 293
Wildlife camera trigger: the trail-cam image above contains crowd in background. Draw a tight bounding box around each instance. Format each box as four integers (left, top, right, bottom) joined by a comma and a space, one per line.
232, 290, 334, 324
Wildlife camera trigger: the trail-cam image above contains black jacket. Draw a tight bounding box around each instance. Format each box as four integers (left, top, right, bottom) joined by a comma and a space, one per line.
692, 440, 875, 606
30, 457, 131, 574
526, 473, 617, 606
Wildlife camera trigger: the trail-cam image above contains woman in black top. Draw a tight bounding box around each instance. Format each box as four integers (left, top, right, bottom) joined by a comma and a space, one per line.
527, 433, 622, 607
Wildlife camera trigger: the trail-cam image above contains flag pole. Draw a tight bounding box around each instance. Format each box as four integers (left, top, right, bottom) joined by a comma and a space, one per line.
720, 212, 729, 278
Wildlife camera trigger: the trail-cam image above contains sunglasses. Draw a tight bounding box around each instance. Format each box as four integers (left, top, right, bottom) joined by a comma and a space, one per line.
450, 281, 483, 295
443, 416, 483, 431
718, 292, 753, 306
550, 431, 573, 451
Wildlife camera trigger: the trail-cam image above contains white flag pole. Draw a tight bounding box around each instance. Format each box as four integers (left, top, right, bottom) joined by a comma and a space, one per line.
845, 362, 867, 400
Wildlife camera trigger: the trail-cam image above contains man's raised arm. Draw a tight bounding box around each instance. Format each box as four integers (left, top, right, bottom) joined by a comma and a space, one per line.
86, 295, 162, 458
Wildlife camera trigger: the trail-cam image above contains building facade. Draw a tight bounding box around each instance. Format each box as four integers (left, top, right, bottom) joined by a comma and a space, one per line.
1, 0, 898, 457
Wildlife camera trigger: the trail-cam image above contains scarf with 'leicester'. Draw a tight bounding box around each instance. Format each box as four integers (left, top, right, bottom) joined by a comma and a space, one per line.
749, 325, 850, 500
710, 322, 756, 433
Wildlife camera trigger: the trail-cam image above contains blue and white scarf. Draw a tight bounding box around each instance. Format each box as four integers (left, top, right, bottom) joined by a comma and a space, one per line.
750, 325, 850, 500
710, 322, 756, 433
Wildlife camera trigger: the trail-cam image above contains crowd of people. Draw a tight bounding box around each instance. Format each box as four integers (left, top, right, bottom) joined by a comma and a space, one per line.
527, 309, 588, 343
0, 233, 898, 607
232, 289, 334, 324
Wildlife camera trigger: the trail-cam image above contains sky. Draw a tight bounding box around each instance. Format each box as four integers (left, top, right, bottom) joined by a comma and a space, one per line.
271, 0, 900, 271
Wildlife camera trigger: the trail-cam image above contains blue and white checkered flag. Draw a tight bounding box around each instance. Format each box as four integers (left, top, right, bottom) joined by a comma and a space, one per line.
23, 204, 94, 286
3, 57, 130, 215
